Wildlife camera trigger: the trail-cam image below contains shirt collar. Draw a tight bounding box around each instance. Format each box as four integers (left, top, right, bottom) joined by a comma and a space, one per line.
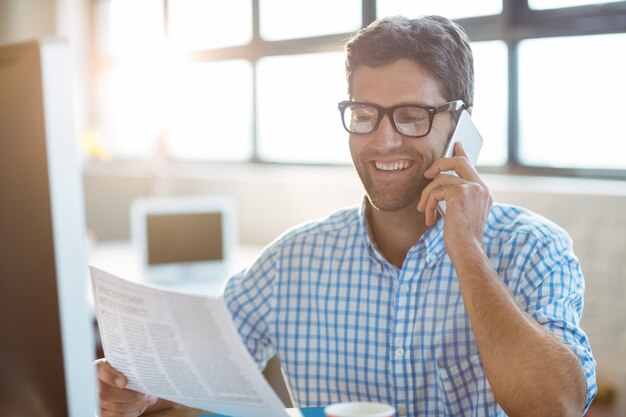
358, 197, 378, 256
358, 196, 447, 264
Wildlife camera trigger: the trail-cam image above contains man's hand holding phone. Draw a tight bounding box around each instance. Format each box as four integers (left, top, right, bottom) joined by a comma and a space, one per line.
416, 110, 493, 257
417, 142, 493, 255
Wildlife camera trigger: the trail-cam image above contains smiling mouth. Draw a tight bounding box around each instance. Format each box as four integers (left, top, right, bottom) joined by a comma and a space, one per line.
374, 161, 411, 171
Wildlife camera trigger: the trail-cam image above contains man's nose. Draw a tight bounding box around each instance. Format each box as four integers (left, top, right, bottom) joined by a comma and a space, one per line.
372, 113, 403, 148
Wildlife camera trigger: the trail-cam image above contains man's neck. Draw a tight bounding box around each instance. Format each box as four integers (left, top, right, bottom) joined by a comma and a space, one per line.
367, 201, 430, 269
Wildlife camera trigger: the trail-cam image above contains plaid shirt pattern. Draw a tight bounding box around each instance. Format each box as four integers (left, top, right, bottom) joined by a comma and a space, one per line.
223, 200, 596, 416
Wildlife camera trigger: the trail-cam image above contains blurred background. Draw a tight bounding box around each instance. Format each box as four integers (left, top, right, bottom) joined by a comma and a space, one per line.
0, 0, 624, 415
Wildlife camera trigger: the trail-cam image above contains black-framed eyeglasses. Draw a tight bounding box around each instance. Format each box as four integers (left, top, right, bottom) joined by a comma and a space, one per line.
338, 100, 465, 138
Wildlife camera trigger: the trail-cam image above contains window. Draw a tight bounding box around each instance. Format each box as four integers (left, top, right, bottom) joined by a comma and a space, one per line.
260, 0, 361, 40
376, 0, 502, 20
167, 60, 253, 161
99, 0, 163, 59
256, 52, 350, 163
168, 0, 252, 51
96, 63, 165, 157
519, 34, 626, 169
469, 41, 508, 166
529, 0, 624, 9
90, 0, 626, 177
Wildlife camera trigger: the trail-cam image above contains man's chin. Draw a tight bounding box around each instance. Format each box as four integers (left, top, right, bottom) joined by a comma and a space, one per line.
355, 164, 430, 212
366, 192, 420, 212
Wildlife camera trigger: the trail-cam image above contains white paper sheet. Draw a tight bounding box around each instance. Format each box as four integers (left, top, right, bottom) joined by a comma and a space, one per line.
90, 266, 290, 417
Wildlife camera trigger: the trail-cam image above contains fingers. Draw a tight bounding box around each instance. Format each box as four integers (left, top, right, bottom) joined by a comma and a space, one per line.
417, 174, 488, 227
419, 142, 487, 223
96, 358, 127, 389
99, 387, 157, 417
419, 186, 450, 226
100, 392, 157, 417
453, 140, 467, 158
426, 142, 478, 181
417, 173, 462, 212
95, 358, 158, 417
99, 381, 146, 403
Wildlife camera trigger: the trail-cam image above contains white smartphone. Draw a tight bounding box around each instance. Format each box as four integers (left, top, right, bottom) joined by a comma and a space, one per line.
437, 109, 483, 216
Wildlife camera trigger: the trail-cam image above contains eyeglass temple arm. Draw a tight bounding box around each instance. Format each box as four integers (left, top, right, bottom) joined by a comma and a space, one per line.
436, 100, 466, 113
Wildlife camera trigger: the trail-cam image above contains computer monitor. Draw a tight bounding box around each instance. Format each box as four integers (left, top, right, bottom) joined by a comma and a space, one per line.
0, 39, 98, 415
131, 196, 237, 283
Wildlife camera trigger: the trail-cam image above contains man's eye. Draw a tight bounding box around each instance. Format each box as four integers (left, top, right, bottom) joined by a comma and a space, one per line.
396, 108, 429, 123
353, 114, 373, 122
399, 115, 428, 124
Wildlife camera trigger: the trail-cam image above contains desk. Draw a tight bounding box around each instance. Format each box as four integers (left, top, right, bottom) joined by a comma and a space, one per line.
148, 408, 208, 417
147, 407, 325, 417
89, 240, 264, 295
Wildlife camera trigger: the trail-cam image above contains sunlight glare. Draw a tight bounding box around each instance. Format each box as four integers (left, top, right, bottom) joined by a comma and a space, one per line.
519, 34, 626, 169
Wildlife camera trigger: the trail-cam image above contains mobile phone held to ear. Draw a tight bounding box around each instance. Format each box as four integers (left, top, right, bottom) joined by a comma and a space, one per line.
437, 109, 483, 216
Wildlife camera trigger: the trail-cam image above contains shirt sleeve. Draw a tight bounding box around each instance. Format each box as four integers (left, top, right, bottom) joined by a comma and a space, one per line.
505, 226, 597, 414
222, 245, 279, 370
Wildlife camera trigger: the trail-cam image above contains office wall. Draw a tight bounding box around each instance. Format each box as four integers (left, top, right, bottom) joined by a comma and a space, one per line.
0, 0, 57, 43
83, 162, 363, 243
0, 0, 89, 128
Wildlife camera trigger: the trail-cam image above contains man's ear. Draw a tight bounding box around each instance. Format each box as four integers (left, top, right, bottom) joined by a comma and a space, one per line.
466, 105, 473, 116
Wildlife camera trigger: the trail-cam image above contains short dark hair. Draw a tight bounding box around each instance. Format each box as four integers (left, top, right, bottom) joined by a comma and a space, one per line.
345, 15, 474, 107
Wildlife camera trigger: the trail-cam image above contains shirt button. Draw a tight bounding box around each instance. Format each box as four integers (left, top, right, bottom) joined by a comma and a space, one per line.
397, 406, 408, 416
395, 347, 404, 357
400, 283, 410, 294
426, 254, 437, 265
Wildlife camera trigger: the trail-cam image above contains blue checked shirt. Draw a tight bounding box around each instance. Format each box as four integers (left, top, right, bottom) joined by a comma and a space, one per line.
223, 200, 596, 416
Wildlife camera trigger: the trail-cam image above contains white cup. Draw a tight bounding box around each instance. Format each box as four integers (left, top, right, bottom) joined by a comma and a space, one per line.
324, 402, 395, 417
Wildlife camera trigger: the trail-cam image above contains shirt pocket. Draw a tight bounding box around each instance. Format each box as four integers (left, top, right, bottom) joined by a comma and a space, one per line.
437, 353, 503, 417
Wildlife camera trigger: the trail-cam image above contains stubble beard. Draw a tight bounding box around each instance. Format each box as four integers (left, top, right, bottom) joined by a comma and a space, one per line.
353, 154, 432, 212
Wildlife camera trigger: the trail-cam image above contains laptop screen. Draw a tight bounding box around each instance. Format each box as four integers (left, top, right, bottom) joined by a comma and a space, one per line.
147, 212, 224, 265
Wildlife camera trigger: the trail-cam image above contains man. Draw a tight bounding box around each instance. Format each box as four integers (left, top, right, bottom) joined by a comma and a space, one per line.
96, 15, 596, 417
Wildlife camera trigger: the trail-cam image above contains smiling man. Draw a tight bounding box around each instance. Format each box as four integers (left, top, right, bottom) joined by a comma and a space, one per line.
96, 15, 596, 417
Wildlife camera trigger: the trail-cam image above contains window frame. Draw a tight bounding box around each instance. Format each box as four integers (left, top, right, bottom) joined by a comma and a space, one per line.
89, 0, 626, 179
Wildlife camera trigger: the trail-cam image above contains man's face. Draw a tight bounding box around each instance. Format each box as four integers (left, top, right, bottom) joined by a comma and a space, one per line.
349, 59, 454, 212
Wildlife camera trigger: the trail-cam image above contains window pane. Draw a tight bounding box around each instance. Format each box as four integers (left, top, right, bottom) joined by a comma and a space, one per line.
96, 59, 252, 160
96, 63, 166, 157
168, 0, 252, 51
257, 52, 350, 163
260, 0, 361, 41
167, 60, 253, 161
471, 41, 508, 166
103, 0, 164, 59
377, 0, 502, 19
519, 34, 626, 169
529, 0, 624, 9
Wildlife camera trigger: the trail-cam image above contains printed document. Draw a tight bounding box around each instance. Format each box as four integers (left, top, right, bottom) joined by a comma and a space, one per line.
90, 266, 290, 417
